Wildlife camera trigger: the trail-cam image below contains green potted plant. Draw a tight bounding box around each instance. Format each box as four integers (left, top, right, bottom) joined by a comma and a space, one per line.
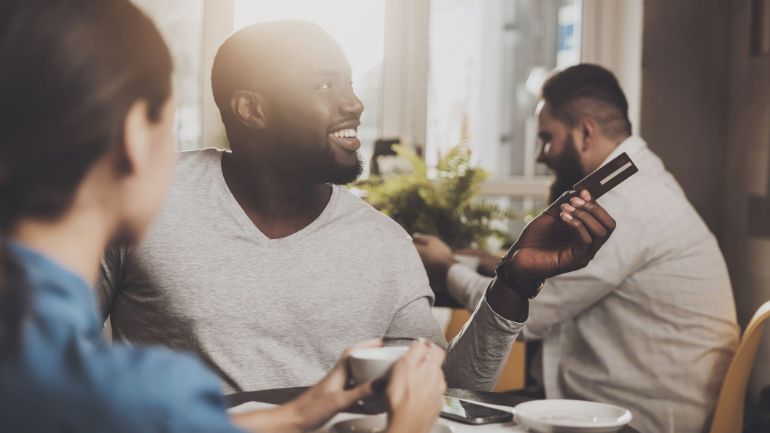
356, 144, 512, 250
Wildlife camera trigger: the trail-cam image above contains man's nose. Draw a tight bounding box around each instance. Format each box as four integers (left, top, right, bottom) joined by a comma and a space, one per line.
340, 91, 364, 117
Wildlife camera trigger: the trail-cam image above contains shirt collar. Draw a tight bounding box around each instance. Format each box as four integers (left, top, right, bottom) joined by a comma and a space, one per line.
5, 239, 94, 307
599, 135, 647, 167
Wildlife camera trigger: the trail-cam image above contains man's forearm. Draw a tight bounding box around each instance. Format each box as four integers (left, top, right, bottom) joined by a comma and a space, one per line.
444, 287, 524, 390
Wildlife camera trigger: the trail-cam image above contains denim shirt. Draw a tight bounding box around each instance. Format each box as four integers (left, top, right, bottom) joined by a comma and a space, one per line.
0, 242, 245, 433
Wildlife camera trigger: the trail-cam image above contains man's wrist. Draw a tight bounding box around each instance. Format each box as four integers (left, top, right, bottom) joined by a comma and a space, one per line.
485, 278, 530, 322
494, 256, 544, 299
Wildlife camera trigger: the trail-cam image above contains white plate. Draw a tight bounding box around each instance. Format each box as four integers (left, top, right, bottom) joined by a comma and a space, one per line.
513, 399, 632, 433
331, 415, 453, 433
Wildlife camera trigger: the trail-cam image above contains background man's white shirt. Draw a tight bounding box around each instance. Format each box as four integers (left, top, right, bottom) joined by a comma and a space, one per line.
447, 136, 739, 433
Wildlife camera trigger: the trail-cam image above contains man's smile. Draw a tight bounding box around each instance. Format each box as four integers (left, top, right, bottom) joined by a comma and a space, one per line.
328, 123, 361, 152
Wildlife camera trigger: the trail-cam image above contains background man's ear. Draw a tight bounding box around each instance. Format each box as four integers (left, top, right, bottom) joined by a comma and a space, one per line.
230, 90, 267, 130
579, 117, 599, 151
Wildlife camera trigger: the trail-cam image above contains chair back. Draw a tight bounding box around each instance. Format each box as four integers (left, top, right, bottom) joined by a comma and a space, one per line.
709, 301, 770, 433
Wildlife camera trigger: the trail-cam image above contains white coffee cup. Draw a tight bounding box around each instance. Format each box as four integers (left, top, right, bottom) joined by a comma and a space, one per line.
349, 346, 409, 385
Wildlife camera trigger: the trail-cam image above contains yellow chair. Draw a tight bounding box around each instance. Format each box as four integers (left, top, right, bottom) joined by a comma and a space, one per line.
709, 301, 770, 433
445, 308, 526, 391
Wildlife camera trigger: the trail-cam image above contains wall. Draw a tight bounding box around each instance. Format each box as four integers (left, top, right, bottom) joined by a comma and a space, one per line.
640, 0, 731, 238
133, 0, 205, 150
381, 0, 430, 150
581, 0, 644, 132
642, 0, 770, 401
201, 0, 233, 150
723, 0, 770, 399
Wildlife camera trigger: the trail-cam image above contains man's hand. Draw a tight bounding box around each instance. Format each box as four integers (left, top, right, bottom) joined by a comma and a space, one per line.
487, 190, 615, 321
505, 189, 615, 285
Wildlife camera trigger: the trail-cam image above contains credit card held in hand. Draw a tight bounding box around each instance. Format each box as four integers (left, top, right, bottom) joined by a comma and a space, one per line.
544, 152, 638, 218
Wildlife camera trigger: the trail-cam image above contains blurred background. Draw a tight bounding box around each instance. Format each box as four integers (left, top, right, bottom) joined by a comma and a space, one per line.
131, 0, 770, 403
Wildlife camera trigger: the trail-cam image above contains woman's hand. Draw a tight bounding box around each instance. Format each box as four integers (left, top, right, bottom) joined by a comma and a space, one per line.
230, 340, 381, 433
289, 339, 382, 431
385, 339, 447, 433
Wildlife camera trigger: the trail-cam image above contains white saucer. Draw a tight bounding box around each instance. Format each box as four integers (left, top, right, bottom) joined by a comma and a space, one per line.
331, 415, 453, 433
513, 399, 632, 433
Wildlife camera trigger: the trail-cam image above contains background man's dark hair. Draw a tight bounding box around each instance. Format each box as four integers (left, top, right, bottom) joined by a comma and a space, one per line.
541, 64, 632, 139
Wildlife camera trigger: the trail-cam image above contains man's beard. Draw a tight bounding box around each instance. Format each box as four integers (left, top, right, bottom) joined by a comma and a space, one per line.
315, 151, 363, 185
548, 135, 585, 203
262, 137, 363, 185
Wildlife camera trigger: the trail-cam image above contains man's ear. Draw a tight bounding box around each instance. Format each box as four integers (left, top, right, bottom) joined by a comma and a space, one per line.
117, 99, 154, 176
230, 90, 267, 130
577, 117, 599, 152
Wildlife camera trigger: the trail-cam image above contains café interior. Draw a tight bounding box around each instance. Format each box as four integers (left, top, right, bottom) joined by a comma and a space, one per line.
3, 0, 770, 433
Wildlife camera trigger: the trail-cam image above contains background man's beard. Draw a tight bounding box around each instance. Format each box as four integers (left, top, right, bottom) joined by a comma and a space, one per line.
549, 176, 575, 203
547, 136, 585, 203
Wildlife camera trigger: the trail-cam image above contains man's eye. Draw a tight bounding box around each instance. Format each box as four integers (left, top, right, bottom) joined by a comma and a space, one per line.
347, 82, 354, 89
317, 82, 332, 90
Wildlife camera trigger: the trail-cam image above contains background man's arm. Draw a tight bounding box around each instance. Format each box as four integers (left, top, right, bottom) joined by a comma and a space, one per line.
446, 264, 491, 310
446, 261, 619, 341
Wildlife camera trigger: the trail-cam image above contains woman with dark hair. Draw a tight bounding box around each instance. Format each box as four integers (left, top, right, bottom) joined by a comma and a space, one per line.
0, 1, 446, 432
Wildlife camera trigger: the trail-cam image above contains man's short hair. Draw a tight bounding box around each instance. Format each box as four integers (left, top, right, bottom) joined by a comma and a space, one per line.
541, 64, 632, 138
210, 21, 325, 128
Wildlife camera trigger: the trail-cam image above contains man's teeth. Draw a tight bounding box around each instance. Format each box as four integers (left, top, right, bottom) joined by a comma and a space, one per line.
331, 129, 357, 138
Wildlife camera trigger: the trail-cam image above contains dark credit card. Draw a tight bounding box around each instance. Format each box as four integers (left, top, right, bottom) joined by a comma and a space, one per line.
544, 152, 638, 218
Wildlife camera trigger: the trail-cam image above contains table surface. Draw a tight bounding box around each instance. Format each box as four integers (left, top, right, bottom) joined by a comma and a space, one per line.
228, 387, 640, 433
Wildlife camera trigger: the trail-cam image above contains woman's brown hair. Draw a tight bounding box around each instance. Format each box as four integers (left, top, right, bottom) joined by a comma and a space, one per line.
0, 0, 173, 350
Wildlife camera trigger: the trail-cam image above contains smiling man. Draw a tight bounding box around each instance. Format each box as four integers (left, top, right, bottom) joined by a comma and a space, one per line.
98, 22, 616, 394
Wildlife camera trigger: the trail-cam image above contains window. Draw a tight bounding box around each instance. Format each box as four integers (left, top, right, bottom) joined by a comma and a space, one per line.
132, 0, 205, 151
426, 0, 581, 238
427, 0, 580, 176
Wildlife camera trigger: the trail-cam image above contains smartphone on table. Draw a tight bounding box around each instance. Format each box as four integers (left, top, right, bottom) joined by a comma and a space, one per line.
440, 396, 513, 425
